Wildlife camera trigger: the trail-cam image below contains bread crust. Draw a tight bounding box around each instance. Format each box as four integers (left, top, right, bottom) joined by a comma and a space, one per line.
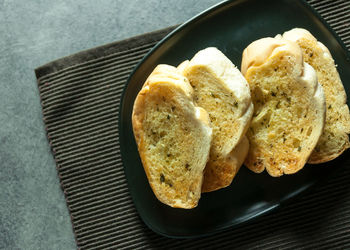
242, 37, 326, 176
132, 65, 212, 208
283, 28, 350, 163
202, 136, 249, 192
181, 48, 253, 191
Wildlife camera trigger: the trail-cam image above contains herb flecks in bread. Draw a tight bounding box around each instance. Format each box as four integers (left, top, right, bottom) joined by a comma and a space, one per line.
183, 47, 253, 192
241, 38, 326, 177
202, 136, 249, 192
132, 65, 212, 208
283, 28, 350, 163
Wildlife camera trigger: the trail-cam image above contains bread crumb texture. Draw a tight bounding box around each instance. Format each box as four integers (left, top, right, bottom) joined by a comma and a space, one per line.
283, 28, 350, 163
132, 65, 212, 208
183, 48, 253, 192
242, 37, 325, 176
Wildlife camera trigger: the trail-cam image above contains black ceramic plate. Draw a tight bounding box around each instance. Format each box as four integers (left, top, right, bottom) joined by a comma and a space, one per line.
119, 0, 350, 238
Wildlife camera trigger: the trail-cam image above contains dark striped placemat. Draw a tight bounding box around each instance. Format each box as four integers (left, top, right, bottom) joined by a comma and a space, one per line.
35, 1, 350, 249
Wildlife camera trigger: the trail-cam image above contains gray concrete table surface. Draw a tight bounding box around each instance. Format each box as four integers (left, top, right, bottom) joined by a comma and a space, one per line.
0, 0, 220, 249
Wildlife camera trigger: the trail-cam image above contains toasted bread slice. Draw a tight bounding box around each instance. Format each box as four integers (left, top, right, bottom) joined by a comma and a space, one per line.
282, 28, 350, 163
182, 47, 253, 192
132, 65, 212, 208
241, 37, 326, 177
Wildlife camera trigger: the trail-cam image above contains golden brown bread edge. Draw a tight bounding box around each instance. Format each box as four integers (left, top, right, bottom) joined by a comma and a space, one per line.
179, 47, 253, 192
282, 28, 350, 163
241, 37, 326, 176
202, 136, 249, 192
132, 64, 212, 208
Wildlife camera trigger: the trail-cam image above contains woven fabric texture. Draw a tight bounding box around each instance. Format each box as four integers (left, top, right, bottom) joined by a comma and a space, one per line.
35, 0, 350, 249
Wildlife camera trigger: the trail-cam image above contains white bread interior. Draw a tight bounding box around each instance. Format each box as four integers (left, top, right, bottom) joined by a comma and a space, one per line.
241, 37, 326, 176
182, 47, 253, 191
132, 65, 212, 208
282, 28, 350, 163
